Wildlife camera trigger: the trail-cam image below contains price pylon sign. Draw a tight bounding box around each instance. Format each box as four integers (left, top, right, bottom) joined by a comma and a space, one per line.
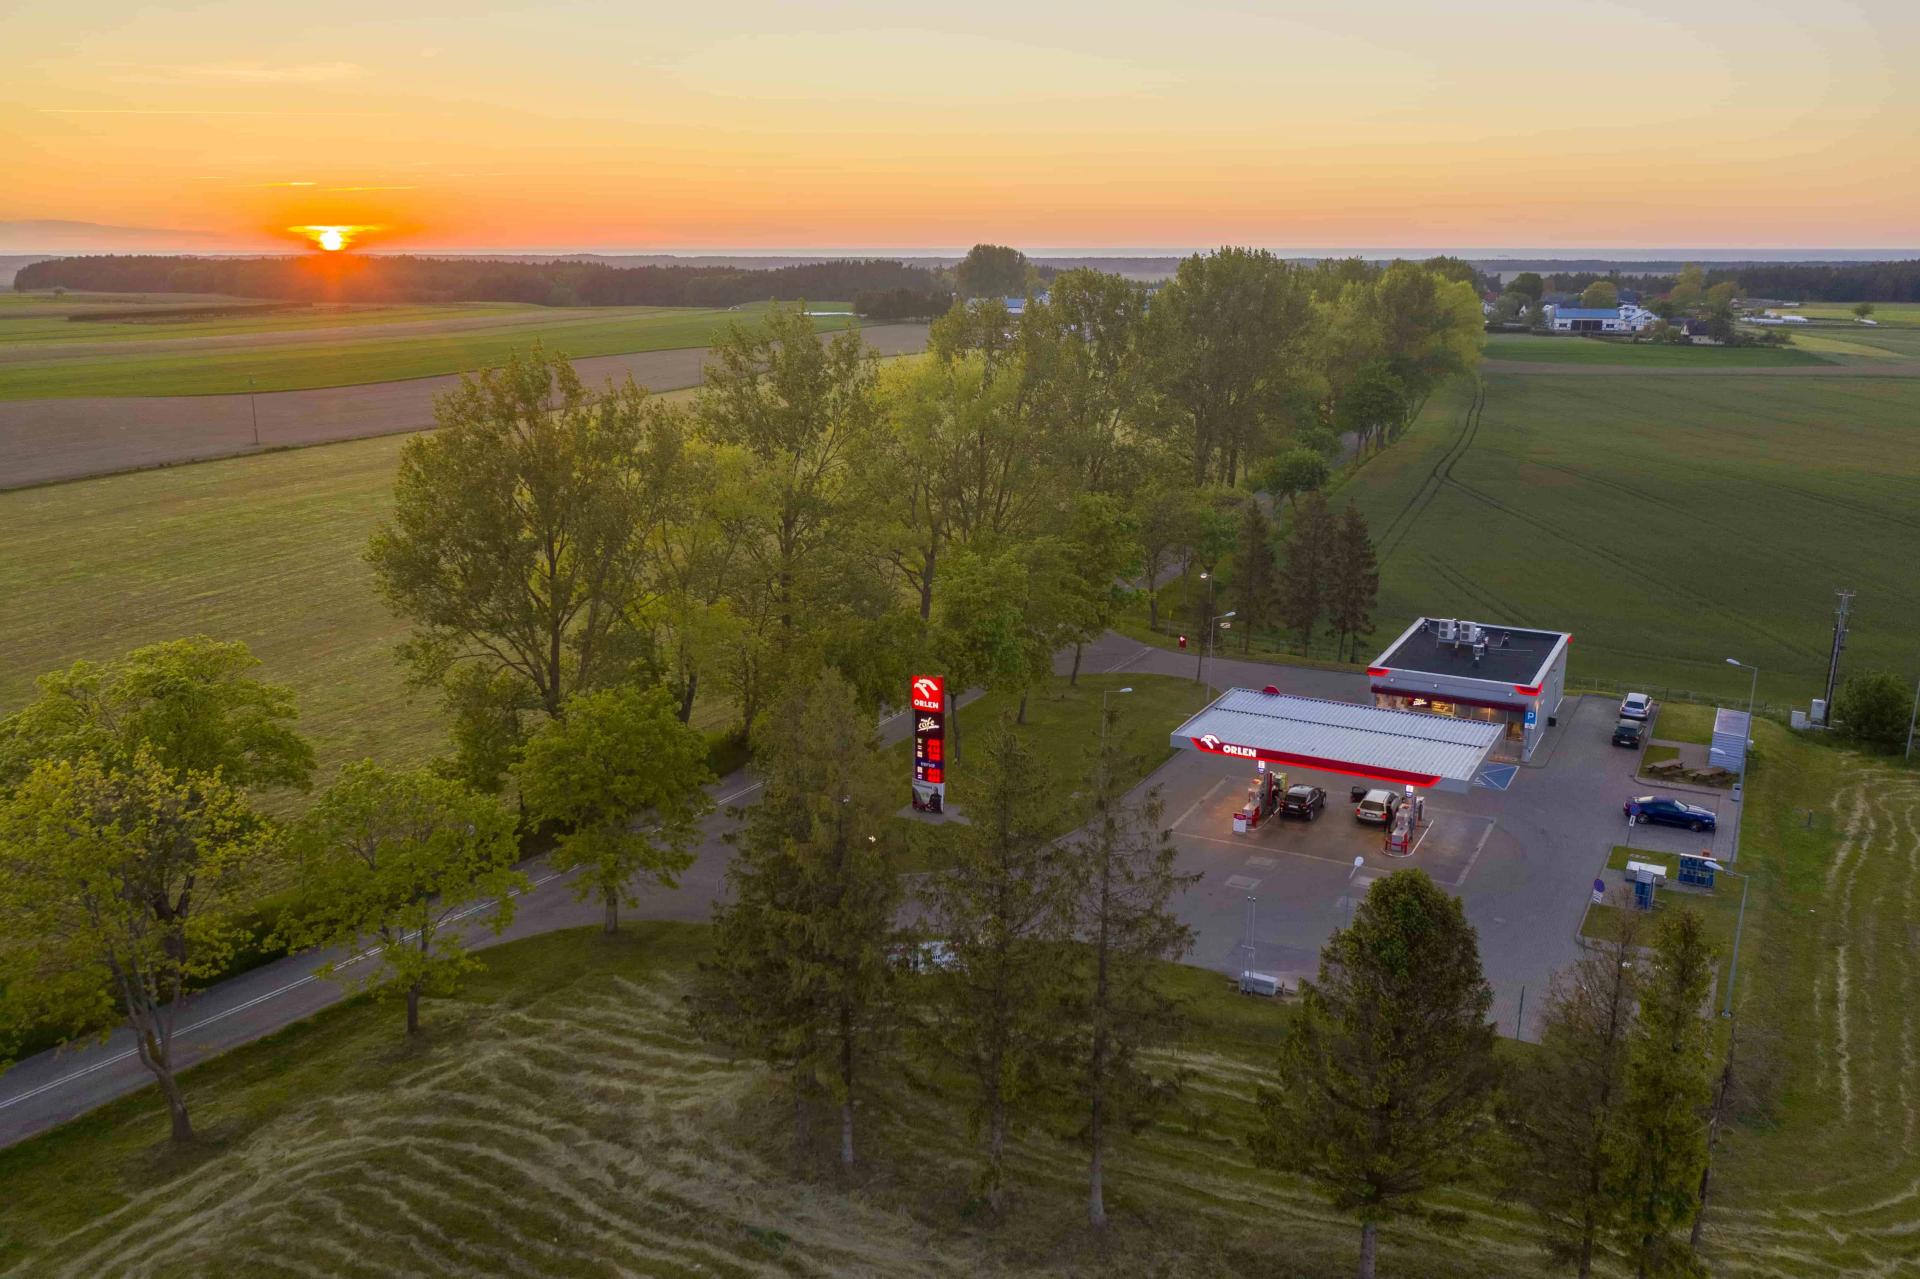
910, 675, 946, 811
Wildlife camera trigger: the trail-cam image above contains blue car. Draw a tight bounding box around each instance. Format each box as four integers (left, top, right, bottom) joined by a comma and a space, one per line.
1624, 795, 1717, 833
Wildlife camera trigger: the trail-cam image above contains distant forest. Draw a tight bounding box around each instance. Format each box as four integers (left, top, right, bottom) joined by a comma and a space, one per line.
1543, 259, 1920, 302
11, 254, 957, 309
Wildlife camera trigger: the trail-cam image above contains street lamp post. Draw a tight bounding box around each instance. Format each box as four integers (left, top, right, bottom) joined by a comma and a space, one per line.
1097, 686, 1133, 802
1193, 572, 1215, 683
1905, 677, 1920, 762
1725, 658, 1759, 770
1204, 610, 1237, 693
1711, 863, 1750, 1018
247, 376, 261, 447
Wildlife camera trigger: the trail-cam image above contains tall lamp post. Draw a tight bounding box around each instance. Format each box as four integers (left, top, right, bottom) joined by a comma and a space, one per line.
247, 375, 261, 447
1204, 610, 1237, 694
1725, 658, 1759, 770
1707, 861, 1750, 1018
1193, 571, 1216, 683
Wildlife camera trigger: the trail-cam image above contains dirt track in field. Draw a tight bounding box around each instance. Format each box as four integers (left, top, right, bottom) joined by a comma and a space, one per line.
0, 324, 929, 490
1481, 358, 1920, 376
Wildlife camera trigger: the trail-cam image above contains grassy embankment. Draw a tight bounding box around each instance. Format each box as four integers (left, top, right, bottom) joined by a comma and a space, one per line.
0, 300, 859, 398
1340, 371, 1920, 706
1, 721, 1914, 1276
1481, 332, 1831, 367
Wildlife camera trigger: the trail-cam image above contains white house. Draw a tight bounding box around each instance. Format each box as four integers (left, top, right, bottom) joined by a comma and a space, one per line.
1545, 303, 1660, 334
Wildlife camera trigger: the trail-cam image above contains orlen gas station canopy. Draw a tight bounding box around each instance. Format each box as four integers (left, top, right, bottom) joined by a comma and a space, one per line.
1170, 688, 1504, 793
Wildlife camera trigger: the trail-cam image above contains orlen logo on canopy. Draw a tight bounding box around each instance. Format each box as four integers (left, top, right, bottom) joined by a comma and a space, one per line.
910, 675, 945, 714
1196, 733, 1258, 759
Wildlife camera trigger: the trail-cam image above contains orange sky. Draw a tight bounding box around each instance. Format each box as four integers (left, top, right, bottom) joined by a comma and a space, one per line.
3, 1, 1917, 252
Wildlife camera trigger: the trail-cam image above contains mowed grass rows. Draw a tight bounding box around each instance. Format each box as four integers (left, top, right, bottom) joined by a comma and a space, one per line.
0, 301, 859, 398
1345, 373, 1920, 705
0, 727, 1910, 1276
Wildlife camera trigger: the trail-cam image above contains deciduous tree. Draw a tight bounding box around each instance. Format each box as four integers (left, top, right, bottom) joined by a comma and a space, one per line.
0, 637, 313, 792
1062, 723, 1198, 1230
1503, 906, 1644, 1277
1831, 670, 1912, 751
1133, 482, 1202, 631
954, 243, 1032, 300
0, 751, 273, 1142
1581, 280, 1621, 308
286, 762, 526, 1035
1255, 869, 1498, 1279
367, 346, 680, 788
1259, 448, 1330, 511
1609, 907, 1716, 1278
516, 684, 714, 934
916, 720, 1073, 1212
700, 670, 901, 1169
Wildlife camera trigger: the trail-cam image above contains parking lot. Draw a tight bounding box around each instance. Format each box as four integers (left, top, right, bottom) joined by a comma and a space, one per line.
1133, 691, 1739, 1037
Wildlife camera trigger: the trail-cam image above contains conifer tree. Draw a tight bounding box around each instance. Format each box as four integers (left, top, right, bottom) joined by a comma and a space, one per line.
1277, 491, 1336, 654
700, 669, 901, 1169
1062, 714, 1198, 1230
1232, 501, 1279, 654
1256, 869, 1498, 1279
1326, 501, 1380, 662
1610, 907, 1716, 1278
916, 719, 1074, 1213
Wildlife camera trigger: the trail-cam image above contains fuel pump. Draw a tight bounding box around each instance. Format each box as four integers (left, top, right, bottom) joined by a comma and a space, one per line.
1233, 764, 1286, 833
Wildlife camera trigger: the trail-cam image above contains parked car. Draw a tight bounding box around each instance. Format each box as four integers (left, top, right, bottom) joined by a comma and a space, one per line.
1612, 718, 1645, 748
1619, 692, 1653, 721
1355, 788, 1401, 824
1624, 795, 1717, 832
1281, 784, 1326, 820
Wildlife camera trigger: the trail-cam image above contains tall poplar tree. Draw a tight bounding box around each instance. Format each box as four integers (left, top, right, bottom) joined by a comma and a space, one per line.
1278, 491, 1336, 654
916, 721, 1074, 1213
1255, 869, 1498, 1279
700, 669, 901, 1169
1232, 501, 1279, 654
1610, 908, 1716, 1278
1062, 717, 1198, 1230
1504, 909, 1645, 1277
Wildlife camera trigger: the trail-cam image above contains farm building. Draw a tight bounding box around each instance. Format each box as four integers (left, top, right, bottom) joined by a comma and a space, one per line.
1367, 617, 1571, 762
1545, 303, 1660, 334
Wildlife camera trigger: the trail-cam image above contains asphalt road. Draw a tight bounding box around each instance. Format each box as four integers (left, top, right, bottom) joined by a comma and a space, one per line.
0, 632, 1717, 1146
0, 323, 930, 490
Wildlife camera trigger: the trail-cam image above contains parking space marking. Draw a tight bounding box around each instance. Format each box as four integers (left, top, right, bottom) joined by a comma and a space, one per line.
1246, 855, 1278, 868
1225, 875, 1262, 891
1178, 829, 1367, 870
1451, 821, 1498, 887
1171, 778, 1229, 834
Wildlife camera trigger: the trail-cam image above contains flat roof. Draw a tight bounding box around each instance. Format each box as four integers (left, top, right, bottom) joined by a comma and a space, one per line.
1374, 617, 1569, 688
1169, 688, 1504, 792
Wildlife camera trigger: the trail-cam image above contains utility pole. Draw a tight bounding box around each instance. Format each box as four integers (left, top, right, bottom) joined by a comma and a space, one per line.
1821, 589, 1854, 721
247, 376, 261, 447
1906, 676, 1919, 762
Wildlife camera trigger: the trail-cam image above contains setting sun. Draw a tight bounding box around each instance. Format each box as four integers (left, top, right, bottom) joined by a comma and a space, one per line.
287, 224, 376, 252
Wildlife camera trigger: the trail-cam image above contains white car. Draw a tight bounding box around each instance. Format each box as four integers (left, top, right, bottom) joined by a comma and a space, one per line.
1355, 789, 1401, 824
1619, 692, 1653, 721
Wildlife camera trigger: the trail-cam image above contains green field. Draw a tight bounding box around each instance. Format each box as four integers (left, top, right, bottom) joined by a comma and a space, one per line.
1796, 301, 1920, 327
1482, 332, 1831, 367
0, 299, 534, 345
0, 722, 1912, 1275
1343, 373, 1920, 706
0, 300, 859, 398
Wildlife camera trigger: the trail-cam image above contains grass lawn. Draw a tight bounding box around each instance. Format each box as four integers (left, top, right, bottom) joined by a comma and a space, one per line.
1642, 743, 1681, 767
1796, 302, 1920, 327
1652, 701, 1718, 745
0, 922, 1545, 1279
1340, 373, 1920, 706
0, 722, 1913, 1273
1482, 332, 1831, 367
0, 301, 860, 398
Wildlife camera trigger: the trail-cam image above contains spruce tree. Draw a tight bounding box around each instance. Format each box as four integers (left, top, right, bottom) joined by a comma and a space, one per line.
699, 669, 901, 1169
1232, 501, 1280, 654
1256, 868, 1498, 1279
916, 719, 1075, 1213
1610, 907, 1716, 1278
1504, 908, 1644, 1277
1326, 501, 1380, 662
1063, 711, 1199, 1230
1277, 491, 1335, 655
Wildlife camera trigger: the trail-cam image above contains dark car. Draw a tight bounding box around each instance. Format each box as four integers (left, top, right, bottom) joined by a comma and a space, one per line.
1624, 795, 1717, 832
1281, 784, 1326, 820
1612, 718, 1645, 748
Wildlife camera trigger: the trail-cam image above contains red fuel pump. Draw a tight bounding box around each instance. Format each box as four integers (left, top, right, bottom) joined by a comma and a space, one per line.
1234, 767, 1286, 833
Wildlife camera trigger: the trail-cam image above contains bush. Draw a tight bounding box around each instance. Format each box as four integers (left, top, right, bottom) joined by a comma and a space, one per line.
1831, 670, 1913, 752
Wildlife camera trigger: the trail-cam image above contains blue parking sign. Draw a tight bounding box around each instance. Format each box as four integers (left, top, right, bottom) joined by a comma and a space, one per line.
1524, 708, 1538, 727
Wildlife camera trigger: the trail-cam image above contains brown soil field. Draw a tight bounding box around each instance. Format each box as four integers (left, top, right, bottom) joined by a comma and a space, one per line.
0, 323, 929, 489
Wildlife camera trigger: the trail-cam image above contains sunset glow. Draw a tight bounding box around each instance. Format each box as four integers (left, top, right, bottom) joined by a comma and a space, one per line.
287, 224, 375, 252
3, 1, 1918, 252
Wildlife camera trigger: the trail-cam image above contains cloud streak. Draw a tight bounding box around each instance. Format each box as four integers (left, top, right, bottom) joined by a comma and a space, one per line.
168, 60, 367, 84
